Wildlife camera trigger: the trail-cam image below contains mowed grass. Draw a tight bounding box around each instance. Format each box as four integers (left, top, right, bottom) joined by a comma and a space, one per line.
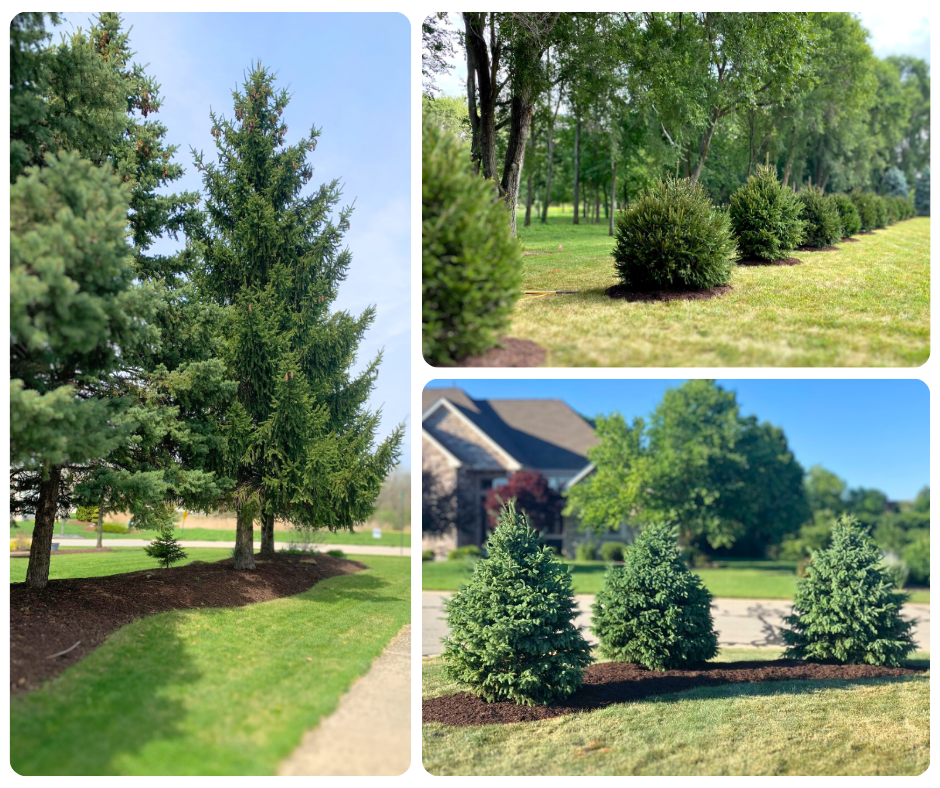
10, 547, 235, 582
422, 650, 930, 776
10, 520, 411, 546
511, 216, 929, 366
422, 558, 929, 603
11, 555, 410, 775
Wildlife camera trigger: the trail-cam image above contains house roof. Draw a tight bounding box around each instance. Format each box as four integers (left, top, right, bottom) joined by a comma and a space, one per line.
422, 387, 599, 472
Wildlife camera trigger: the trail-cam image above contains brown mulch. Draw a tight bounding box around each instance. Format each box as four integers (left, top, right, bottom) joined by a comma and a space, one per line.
423, 660, 924, 727
453, 337, 547, 367
797, 245, 840, 252
859, 231, 877, 235
841, 237, 860, 242
737, 257, 802, 266
605, 285, 732, 302
10, 553, 364, 695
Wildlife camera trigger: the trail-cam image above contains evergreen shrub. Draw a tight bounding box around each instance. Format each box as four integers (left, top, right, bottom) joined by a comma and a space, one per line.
872, 194, 888, 228
881, 195, 899, 225
447, 545, 482, 561
575, 541, 598, 561
144, 523, 188, 569
914, 166, 930, 216
850, 190, 880, 232
782, 515, 916, 666
832, 194, 861, 237
422, 116, 522, 365
728, 165, 804, 261
599, 541, 627, 562
880, 166, 909, 198
442, 502, 592, 705
612, 177, 736, 289
422, 549, 435, 562
797, 187, 842, 247
592, 522, 718, 670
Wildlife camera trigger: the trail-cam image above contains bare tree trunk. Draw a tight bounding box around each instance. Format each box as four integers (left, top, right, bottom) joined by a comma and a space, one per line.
233, 504, 257, 570
96, 504, 103, 549
609, 159, 618, 237
593, 186, 600, 223
782, 129, 796, 187
464, 13, 500, 185
259, 511, 276, 558
690, 115, 720, 183
573, 118, 581, 224
26, 463, 61, 589
541, 91, 561, 224
500, 91, 535, 236
523, 127, 535, 227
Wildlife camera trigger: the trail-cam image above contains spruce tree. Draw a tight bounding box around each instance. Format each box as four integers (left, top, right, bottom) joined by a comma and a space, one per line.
782, 515, 916, 666
442, 502, 592, 706
192, 65, 403, 568
593, 522, 718, 670
144, 515, 188, 569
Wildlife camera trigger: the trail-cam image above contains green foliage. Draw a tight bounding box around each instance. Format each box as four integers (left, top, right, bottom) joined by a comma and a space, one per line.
101, 523, 129, 534
880, 167, 909, 198
74, 506, 99, 523
914, 166, 929, 216
871, 193, 888, 228
442, 502, 592, 706
599, 541, 627, 562
831, 194, 861, 236
143, 521, 188, 569
612, 178, 736, 290
728, 165, 805, 261
592, 523, 718, 669
447, 545, 482, 561
796, 187, 843, 247
903, 531, 929, 586
575, 541, 598, 561
326, 549, 345, 558
422, 549, 435, 562
422, 114, 523, 364
782, 516, 915, 666
881, 195, 899, 224
849, 190, 880, 232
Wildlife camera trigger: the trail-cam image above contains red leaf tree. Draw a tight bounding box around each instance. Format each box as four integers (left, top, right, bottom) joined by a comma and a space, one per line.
485, 471, 564, 533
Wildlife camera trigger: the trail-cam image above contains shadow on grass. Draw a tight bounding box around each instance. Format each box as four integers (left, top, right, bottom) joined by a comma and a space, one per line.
298, 569, 407, 606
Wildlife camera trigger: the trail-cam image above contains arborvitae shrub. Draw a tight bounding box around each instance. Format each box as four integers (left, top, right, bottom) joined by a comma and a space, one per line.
592, 522, 718, 670
882, 194, 900, 225
144, 523, 188, 569
782, 515, 915, 666
832, 194, 861, 237
728, 165, 805, 261
896, 196, 915, 219
612, 177, 736, 290
880, 166, 909, 198
422, 116, 522, 365
872, 194, 888, 228
914, 166, 930, 216
442, 502, 592, 705
850, 190, 880, 232
796, 187, 842, 247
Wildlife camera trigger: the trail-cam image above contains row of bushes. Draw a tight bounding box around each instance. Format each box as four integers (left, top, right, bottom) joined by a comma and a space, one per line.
442, 505, 917, 706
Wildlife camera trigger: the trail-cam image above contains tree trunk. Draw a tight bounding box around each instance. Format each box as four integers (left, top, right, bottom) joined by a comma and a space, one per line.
96, 504, 103, 550
572, 119, 581, 224
690, 115, 720, 183
259, 511, 276, 558
233, 504, 257, 570
541, 93, 561, 224
593, 187, 600, 223
523, 127, 534, 227
499, 90, 535, 236
463, 14, 500, 185
782, 130, 796, 187
609, 159, 618, 237
26, 463, 61, 589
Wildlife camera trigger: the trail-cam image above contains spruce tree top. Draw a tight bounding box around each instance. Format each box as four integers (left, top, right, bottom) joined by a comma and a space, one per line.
442, 502, 592, 706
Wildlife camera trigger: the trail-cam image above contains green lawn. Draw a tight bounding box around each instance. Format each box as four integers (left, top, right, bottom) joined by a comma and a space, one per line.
508, 216, 929, 366
11, 554, 410, 775
10, 519, 411, 546
422, 558, 929, 603
422, 650, 930, 775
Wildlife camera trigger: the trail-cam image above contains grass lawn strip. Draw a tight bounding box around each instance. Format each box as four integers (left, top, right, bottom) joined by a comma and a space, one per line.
11, 554, 409, 775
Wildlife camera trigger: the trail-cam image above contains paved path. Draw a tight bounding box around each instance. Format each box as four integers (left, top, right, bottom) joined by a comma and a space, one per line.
422, 591, 930, 656
278, 624, 411, 776
51, 537, 410, 557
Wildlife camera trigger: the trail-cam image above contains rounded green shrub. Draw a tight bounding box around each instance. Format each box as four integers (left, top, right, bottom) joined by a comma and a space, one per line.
881, 194, 899, 225
782, 515, 916, 666
612, 177, 736, 289
442, 502, 592, 706
832, 194, 861, 237
592, 522, 718, 670
575, 541, 598, 561
796, 187, 842, 247
903, 531, 929, 586
447, 544, 482, 561
422, 116, 522, 365
422, 549, 435, 562
599, 541, 626, 562
74, 505, 99, 523
914, 166, 929, 216
728, 165, 805, 261
849, 190, 880, 232
872, 194, 888, 228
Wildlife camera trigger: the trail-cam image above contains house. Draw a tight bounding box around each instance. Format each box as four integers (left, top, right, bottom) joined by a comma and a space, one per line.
422, 387, 630, 556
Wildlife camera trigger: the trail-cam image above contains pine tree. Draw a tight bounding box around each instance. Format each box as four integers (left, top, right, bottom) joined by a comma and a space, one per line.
144, 515, 188, 569
593, 522, 718, 670
782, 515, 915, 666
192, 65, 403, 568
442, 502, 592, 706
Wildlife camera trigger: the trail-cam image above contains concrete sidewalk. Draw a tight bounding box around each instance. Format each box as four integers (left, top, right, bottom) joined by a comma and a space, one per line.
52, 537, 410, 557
278, 624, 411, 776
422, 591, 930, 656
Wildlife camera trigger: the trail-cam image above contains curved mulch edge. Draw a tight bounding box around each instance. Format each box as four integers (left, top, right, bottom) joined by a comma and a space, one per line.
841, 237, 860, 242
737, 257, 802, 266
11, 553, 365, 695
858, 230, 877, 235
451, 337, 547, 367
423, 659, 925, 726
797, 245, 840, 252
605, 285, 732, 302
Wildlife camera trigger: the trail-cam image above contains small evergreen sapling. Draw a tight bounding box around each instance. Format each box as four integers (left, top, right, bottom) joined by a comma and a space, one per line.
442, 502, 592, 706
796, 187, 842, 247
144, 520, 188, 569
728, 165, 805, 261
592, 522, 718, 670
782, 515, 915, 666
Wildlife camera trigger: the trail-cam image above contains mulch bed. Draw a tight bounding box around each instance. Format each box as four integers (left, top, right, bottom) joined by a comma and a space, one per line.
452, 337, 547, 367
859, 231, 877, 235
737, 257, 802, 266
797, 245, 840, 252
423, 660, 924, 726
605, 285, 732, 302
841, 237, 860, 242
10, 553, 364, 695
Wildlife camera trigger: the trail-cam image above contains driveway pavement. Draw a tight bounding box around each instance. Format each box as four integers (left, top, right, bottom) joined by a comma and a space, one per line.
422, 591, 930, 656
52, 537, 410, 557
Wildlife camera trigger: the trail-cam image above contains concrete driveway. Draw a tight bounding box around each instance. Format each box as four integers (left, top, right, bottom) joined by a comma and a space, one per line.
422, 591, 930, 656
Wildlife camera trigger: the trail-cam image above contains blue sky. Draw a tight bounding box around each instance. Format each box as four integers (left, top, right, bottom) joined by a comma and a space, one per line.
55, 12, 413, 468
426, 380, 929, 501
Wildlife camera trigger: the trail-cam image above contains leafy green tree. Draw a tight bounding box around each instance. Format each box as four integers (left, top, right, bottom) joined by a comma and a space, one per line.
593, 522, 718, 669
144, 516, 189, 569
442, 502, 592, 706
192, 66, 403, 567
805, 465, 847, 513
782, 515, 915, 666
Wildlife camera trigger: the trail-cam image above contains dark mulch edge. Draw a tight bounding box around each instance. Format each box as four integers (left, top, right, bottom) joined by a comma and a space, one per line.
797, 245, 840, 252
859, 230, 877, 235
737, 257, 801, 267
605, 284, 732, 302
423, 659, 926, 726
450, 337, 547, 367
11, 553, 365, 695
841, 237, 860, 242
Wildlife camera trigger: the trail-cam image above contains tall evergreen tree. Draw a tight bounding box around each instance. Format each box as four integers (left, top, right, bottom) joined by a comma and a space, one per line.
192, 65, 403, 568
